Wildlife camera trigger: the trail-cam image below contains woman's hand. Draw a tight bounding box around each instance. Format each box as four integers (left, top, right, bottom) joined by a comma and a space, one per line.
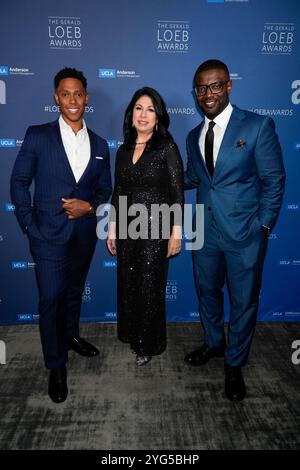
107, 222, 117, 256
167, 225, 182, 258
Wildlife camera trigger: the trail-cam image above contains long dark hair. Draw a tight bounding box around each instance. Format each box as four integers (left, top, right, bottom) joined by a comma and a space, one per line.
123, 87, 173, 150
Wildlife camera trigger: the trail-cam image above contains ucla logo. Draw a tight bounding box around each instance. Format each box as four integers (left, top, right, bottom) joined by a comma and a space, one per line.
287, 203, 299, 210
5, 203, 15, 212
105, 312, 117, 319
0, 66, 9, 75
17, 314, 33, 321
12, 261, 27, 269
189, 312, 200, 318
104, 260, 117, 268
0, 139, 16, 147
99, 69, 116, 79
106, 139, 117, 149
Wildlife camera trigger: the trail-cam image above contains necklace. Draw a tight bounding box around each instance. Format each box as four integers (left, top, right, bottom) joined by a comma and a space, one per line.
135, 141, 147, 145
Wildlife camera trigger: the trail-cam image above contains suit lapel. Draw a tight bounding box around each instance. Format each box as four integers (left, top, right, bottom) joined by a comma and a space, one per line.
51, 120, 77, 184
77, 128, 94, 183
213, 106, 246, 180
190, 122, 212, 181
50, 120, 95, 185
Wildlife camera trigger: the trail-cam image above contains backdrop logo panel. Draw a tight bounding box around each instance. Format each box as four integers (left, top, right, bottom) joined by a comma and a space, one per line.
99, 69, 116, 79
16, 313, 39, 322
189, 312, 200, 319
106, 139, 117, 148
82, 281, 92, 303
103, 260, 117, 268
262, 23, 295, 55
268, 233, 278, 240
248, 107, 293, 117
98, 68, 140, 79
0, 80, 6, 104
17, 314, 34, 321
285, 312, 300, 319
167, 107, 196, 116
104, 312, 117, 320
166, 280, 178, 302
0, 66, 34, 76
4, 203, 15, 212
44, 104, 60, 113
105, 139, 123, 149
207, 1, 249, 4
279, 260, 300, 267
48, 16, 82, 49
11, 261, 35, 269
43, 104, 94, 113
230, 73, 243, 81
0, 139, 16, 147
157, 20, 190, 53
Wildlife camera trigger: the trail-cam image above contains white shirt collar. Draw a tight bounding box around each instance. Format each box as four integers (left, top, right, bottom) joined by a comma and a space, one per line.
59, 115, 87, 135
204, 102, 233, 130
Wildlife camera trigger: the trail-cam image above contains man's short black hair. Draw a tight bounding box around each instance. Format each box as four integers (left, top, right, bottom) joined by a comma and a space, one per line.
54, 67, 87, 90
193, 59, 230, 86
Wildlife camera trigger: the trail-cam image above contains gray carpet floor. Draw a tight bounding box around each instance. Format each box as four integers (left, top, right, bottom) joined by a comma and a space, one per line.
0, 323, 299, 450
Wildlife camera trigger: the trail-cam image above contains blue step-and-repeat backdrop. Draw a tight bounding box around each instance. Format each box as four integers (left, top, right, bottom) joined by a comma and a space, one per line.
0, 0, 299, 325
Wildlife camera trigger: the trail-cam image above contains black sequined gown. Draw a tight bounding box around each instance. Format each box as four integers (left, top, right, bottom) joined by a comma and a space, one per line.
111, 139, 184, 356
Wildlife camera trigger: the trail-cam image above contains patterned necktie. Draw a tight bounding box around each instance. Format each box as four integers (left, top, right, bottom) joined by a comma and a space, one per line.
205, 121, 216, 177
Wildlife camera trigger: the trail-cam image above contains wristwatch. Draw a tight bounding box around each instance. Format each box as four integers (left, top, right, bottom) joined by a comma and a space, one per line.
261, 225, 270, 236
87, 205, 95, 218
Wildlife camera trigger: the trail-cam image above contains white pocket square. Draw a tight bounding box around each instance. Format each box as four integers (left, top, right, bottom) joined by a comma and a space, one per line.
96, 156, 103, 160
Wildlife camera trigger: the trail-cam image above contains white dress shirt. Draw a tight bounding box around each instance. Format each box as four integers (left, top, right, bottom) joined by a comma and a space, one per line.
59, 115, 91, 183
199, 103, 233, 167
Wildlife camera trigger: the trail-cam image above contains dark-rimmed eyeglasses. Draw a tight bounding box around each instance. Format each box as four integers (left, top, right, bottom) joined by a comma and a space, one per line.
194, 80, 230, 97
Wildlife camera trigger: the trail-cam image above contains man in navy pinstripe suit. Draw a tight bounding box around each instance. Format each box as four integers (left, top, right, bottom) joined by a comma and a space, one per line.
10, 68, 112, 403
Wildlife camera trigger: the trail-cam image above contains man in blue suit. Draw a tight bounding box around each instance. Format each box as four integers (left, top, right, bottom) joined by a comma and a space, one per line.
184, 60, 285, 401
10, 68, 112, 403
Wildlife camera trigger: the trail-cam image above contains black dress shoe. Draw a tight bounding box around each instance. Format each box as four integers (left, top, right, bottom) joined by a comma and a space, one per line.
184, 343, 225, 366
68, 336, 99, 357
48, 366, 68, 403
224, 364, 246, 401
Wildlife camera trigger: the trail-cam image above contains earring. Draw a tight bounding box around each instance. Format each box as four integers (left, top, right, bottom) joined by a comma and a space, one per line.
156, 123, 158, 131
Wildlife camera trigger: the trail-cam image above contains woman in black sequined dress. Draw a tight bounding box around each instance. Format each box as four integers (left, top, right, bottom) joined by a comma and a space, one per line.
107, 87, 184, 366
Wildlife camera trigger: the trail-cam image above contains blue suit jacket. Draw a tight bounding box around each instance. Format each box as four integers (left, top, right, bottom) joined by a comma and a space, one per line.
184, 106, 286, 243
10, 120, 112, 244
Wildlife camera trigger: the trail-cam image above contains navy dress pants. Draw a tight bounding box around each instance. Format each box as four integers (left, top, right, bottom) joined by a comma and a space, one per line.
29, 234, 96, 369
192, 219, 268, 366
